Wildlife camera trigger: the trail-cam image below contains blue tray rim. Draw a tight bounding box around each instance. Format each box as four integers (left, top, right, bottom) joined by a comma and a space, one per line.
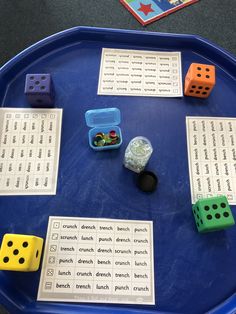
1, 26, 235, 77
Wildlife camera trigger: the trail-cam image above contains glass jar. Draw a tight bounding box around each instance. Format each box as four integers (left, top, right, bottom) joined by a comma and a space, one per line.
123, 136, 153, 173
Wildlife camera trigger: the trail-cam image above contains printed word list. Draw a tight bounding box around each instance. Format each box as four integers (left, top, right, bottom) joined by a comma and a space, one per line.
38, 216, 155, 304
98, 48, 182, 97
0, 108, 62, 195
186, 117, 236, 204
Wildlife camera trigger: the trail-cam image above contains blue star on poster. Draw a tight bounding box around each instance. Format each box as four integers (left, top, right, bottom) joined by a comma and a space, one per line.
120, 0, 199, 25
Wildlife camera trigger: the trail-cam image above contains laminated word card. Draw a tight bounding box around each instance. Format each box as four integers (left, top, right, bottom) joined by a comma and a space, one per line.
98, 48, 182, 97
186, 117, 236, 204
38, 216, 155, 305
0, 108, 62, 195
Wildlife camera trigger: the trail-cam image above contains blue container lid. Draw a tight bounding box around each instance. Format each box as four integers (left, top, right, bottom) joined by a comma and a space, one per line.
85, 107, 121, 128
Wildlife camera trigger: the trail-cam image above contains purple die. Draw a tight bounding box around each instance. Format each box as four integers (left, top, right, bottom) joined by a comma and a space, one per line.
24, 74, 55, 107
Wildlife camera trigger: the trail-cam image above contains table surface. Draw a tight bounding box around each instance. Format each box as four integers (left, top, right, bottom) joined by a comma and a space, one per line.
0, 0, 236, 67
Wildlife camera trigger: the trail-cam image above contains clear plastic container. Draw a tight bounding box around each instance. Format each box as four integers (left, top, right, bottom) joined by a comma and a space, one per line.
123, 136, 153, 173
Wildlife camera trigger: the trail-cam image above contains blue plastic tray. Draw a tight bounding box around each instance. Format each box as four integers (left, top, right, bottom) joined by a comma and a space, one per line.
0, 27, 236, 314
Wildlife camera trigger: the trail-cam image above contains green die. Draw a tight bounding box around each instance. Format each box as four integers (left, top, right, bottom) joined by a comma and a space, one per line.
192, 196, 235, 233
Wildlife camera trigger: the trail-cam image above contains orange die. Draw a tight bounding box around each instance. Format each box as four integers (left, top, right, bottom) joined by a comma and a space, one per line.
184, 63, 215, 98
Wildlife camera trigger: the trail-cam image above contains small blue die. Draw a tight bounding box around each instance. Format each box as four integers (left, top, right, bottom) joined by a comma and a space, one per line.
24, 74, 55, 107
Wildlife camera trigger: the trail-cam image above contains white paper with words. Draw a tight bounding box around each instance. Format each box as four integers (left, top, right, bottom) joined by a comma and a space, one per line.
186, 117, 236, 204
37, 216, 155, 305
0, 108, 62, 195
98, 48, 182, 97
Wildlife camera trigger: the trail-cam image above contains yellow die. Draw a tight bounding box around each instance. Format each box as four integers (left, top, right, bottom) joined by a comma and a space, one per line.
0, 234, 44, 272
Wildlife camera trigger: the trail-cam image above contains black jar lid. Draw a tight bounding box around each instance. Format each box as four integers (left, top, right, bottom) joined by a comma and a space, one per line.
137, 171, 158, 193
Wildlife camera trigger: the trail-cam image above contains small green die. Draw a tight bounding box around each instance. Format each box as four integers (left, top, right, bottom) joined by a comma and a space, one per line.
192, 196, 235, 233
